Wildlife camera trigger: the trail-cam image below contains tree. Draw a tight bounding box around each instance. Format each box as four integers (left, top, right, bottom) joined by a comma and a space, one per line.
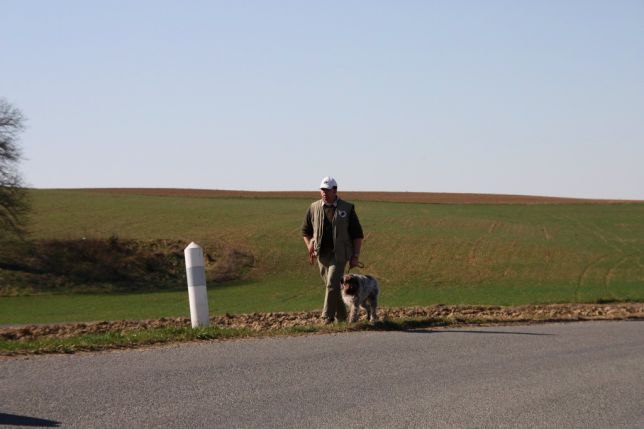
0, 98, 30, 239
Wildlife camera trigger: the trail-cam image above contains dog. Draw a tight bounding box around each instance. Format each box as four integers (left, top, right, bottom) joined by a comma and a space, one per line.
341, 274, 380, 323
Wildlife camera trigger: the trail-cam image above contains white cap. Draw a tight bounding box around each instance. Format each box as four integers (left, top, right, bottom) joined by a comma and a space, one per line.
319, 176, 338, 189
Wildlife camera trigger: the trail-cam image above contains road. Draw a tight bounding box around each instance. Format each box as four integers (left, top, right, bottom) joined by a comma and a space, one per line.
1, 321, 642, 428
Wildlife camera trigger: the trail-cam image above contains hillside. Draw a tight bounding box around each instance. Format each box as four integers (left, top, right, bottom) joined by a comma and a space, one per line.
1, 188, 643, 322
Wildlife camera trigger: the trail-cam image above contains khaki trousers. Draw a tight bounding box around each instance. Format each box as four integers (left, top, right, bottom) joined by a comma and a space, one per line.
317, 251, 348, 322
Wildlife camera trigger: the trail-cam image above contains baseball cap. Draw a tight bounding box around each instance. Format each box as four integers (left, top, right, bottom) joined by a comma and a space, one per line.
319, 176, 338, 189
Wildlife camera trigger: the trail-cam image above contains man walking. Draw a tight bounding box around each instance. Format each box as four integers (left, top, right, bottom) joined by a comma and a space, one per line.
302, 177, 364, 324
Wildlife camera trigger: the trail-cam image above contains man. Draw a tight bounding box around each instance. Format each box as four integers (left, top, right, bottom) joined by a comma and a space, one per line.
301, 176, 364, 323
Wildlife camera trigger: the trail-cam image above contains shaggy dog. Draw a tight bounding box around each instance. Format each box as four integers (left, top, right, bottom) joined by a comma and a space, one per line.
341, 274, 380, 323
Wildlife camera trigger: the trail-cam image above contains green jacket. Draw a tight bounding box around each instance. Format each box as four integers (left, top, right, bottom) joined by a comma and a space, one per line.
310, 198, 355, 263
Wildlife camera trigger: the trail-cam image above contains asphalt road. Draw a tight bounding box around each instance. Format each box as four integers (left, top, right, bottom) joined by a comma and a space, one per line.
1, 321, 642, 428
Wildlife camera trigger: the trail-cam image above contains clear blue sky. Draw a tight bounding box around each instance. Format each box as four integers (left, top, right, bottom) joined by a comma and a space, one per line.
2, 1, 643, 199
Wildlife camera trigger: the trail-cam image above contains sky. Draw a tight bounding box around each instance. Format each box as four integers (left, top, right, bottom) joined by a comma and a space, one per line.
2, 1, 643, 199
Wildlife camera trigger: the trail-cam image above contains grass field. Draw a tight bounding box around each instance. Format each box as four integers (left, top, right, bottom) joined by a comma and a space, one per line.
1, 189, 643, 324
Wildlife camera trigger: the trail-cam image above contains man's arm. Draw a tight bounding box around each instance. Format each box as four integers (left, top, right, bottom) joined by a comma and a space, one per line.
348, 207, 364, 268
301, 208, 315, 264
350, 238, 363, 268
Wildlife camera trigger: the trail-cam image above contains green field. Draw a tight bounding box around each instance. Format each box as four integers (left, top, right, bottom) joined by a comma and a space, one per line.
1, 189, 643, 324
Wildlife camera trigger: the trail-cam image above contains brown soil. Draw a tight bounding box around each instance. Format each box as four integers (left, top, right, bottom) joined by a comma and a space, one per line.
82, 188, 643, 205
2, 303, 642, 342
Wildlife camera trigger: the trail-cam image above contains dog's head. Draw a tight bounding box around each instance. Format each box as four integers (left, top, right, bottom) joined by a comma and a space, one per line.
341, 274, 360, 296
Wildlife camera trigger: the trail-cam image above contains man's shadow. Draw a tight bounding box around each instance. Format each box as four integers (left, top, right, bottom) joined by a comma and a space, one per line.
370, 319, 555, 336
0, 413, 61, 427
406, 329, 554, 336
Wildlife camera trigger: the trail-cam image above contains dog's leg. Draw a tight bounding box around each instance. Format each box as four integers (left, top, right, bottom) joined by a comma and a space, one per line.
362, 302, 371, 322
368, 295, 378, 321
352, 298, 363, 323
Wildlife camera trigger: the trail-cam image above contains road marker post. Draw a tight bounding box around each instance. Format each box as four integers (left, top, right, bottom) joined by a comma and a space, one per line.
184, 242, 210, 328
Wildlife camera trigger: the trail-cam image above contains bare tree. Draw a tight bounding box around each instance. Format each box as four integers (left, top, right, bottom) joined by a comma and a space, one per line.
0, 98, 30, 239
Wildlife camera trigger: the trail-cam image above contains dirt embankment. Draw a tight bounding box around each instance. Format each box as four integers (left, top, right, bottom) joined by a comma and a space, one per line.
0, 237, 254, 295
2, 303, 642, 342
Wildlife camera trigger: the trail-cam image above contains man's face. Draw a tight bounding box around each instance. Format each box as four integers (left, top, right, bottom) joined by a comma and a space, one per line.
320, 188, 337, 204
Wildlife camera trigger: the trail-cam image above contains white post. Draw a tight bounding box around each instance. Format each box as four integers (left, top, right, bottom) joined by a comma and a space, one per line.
184, 242, 210, 328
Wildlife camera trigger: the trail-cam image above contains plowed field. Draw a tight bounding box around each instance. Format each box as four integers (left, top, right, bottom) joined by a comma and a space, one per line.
84, 188, 642, 204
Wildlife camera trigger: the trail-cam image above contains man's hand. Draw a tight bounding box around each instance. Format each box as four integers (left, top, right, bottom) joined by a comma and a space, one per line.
308, 245, 316, 265
349, 255, 360, 268
304, 237, 316, 265
350, 238, 363, 269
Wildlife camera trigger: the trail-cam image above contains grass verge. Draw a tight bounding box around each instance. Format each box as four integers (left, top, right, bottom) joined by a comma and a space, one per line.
0, 326, 255, 355
0, 318, 453, 356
